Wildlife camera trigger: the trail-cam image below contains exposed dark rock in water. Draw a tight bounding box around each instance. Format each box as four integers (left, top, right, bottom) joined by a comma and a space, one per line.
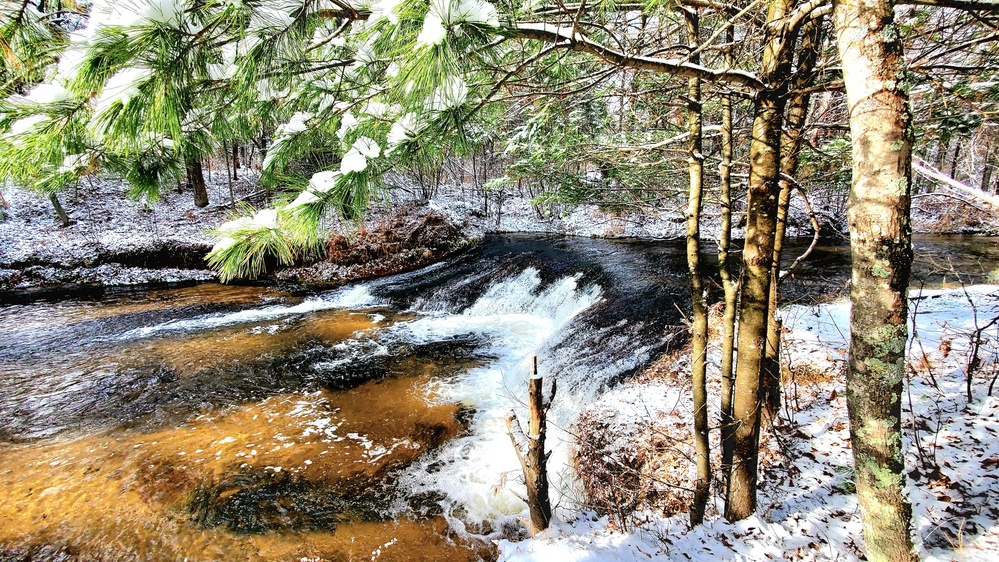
0, 239, 216, 299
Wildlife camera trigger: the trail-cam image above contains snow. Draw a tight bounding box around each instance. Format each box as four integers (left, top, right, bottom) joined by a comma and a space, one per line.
336, 112, 357, 139
6, 115, 49, 137
211, 236, 236, 253
24, 83, 71, 104
340, 137, 381, 174
362, 101, 390, 118
340, 148, 368, 174
56, 46, 87, 81
387, 113, 420, 150
416, 12, 448, 46
496, 284, 999, 562
0, 170, 261, 291
428, 76, 468, 111
417, 0, 500, 42
83, 0, 182, 29
248, 0, 302, 31
353, 136, 381, 158
310, 170, 341, 193
95, 67, 147, 114
286, 189, 320, 210
57, 153, 89, 174
451, 0, 499, 26
252, 208, 278, 229
284, 112, 312, 134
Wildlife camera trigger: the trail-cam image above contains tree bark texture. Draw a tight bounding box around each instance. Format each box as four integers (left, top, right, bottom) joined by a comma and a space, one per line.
718, 25, 739, 486
763, 18, 825, 420
833, 0, 918, 558
186, 157, 210, 208
506, 357, 553, 535
684, 7, 711, 527
726, 0, 798, 521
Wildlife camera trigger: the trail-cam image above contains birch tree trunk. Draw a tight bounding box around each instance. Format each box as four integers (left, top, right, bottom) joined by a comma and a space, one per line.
833, 0, 918, 558
684, 7, 710, 526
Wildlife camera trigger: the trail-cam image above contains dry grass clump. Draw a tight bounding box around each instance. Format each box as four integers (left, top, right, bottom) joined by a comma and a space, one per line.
572, 348, 694, 528
327, 204, 463, 268
572, 410, 693, 526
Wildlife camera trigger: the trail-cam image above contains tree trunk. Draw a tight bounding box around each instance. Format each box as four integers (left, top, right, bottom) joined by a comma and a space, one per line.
949, 140, 962, 179
49, 192, 72, 227
506, 357, 553, 535
719, 25, 739, 487
833, 0, 918, 559
726, 0, 798, 521
763, 18, 824, 420
186, 157, 209, 208
233, 144, 240, 179
684, 7, 710, 527
981, 142, 994, 193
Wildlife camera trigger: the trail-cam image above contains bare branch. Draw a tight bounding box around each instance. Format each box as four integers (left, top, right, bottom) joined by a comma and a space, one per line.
511, 23, 765, 90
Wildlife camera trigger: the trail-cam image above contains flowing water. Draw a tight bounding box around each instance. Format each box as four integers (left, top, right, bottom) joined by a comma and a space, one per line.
1, 234, 996, 561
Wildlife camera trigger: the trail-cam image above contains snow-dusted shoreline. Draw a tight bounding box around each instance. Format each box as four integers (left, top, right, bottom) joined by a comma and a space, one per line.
500, 285, 999, 562
3, 170, 997, 295
0, 174, 253, 294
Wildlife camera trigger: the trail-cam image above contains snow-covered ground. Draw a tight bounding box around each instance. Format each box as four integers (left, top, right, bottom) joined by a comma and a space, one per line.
0, 171, 262, 290
4, 174, 999, 559
499, 285, 999, 562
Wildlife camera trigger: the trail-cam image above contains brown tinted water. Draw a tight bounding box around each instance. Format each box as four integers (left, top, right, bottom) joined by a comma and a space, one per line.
5, 234, 995, 561
0, 283, 493, 561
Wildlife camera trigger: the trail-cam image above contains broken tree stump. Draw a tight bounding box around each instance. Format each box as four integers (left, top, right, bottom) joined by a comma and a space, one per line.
506, 356, 555, 535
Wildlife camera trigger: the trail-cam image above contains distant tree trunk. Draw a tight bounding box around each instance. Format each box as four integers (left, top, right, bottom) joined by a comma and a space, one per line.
233, 144, 240, 179
763, 17, 824, 420
506, 357, 553, 535
834, 0, 918, 559
718, 25, 739, 486
980, 138, 994, 193
49, 192, 72, 227
950, 140, 962, 179
224, 144, 235, 206
186, 157, 209, 208
726, 0, 798, 522
684, 7, 710, 527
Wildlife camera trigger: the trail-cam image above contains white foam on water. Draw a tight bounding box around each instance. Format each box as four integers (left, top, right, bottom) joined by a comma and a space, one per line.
115, 285, 383, 339
388, 268, 606, 530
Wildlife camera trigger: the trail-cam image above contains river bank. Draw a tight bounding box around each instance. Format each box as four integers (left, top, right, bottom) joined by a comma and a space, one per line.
3, 174, 997, 296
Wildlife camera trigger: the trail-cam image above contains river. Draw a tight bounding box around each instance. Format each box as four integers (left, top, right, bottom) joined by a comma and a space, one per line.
0, 234, 996, 560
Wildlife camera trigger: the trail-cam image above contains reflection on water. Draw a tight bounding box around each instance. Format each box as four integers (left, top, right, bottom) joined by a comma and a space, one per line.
2, 234, 996, 560
0, 282, 495, 560
0, 376, 482, 561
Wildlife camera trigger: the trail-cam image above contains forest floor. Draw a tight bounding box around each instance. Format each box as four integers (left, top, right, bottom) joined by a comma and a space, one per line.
501, 284, 999, 562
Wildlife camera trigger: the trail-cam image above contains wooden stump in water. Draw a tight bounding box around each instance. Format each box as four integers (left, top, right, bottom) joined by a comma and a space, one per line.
505, 356, 554, 535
